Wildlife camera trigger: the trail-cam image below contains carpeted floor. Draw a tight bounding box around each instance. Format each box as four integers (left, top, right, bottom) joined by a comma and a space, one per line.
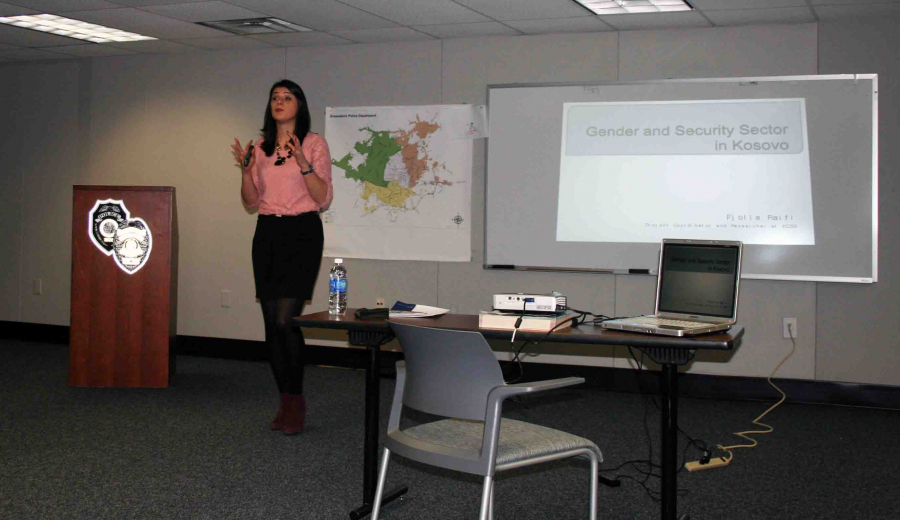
2, 339, 898, 520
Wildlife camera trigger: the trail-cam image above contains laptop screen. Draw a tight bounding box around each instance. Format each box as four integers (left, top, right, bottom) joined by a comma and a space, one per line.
656, 242, 741, 318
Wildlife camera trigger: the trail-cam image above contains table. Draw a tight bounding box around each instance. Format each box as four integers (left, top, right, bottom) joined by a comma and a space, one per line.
295, 310, 743, 520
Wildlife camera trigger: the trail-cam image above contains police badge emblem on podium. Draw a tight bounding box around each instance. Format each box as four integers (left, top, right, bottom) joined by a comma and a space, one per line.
88, 199, 152, 275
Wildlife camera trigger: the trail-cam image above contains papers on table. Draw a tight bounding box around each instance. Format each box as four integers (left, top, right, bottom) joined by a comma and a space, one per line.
389, 301, 449, 318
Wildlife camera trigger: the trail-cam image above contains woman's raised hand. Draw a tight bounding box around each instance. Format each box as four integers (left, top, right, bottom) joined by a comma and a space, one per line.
231, 138, 255, 171
285, 131, 311, 170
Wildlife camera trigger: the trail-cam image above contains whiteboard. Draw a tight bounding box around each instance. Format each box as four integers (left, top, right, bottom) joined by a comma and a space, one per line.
484, 75, 878, 283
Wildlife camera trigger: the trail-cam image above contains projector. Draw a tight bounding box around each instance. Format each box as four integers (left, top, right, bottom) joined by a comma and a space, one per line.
493, 292, 567, 314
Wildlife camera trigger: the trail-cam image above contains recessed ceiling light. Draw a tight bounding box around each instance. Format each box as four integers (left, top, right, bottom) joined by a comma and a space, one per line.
0, 14, 156, 43
197, 18, 312, 36
574, 0, 693, 16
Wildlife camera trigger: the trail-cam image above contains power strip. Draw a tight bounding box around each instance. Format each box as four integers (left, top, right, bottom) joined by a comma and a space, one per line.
684, 457, 730, 472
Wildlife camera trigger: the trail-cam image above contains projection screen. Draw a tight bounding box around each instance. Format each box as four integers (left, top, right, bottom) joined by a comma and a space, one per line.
484, 75, 878, 283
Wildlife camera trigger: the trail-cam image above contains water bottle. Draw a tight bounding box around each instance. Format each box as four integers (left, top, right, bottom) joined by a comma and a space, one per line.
328, 258, 348, 315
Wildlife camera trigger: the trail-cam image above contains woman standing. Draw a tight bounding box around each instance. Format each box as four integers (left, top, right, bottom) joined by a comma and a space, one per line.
231, 79, 333, 435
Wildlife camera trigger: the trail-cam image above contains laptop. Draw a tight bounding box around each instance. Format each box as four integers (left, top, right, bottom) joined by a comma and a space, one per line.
601, 239, 743, 337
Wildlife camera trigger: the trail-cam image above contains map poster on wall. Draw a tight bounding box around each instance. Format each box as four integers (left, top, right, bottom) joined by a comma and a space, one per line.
324, 104, 483, 262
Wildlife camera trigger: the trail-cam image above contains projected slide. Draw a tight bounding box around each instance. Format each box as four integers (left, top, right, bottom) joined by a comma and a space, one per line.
556, 99, 815, 245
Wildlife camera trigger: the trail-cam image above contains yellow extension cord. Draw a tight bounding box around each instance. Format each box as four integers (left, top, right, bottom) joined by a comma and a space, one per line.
717, 325, 797, 463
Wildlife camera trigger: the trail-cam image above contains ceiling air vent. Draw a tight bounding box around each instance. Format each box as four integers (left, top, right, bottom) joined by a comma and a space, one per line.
198, 17, 311, 35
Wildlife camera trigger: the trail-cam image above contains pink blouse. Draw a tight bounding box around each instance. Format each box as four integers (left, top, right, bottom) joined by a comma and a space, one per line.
245, 132, 334, 215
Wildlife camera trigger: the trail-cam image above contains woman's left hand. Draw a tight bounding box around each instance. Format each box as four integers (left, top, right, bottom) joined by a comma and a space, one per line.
285, 131, 311, 171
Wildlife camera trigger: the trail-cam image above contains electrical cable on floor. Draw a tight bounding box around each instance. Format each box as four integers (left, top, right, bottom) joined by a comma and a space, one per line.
506, 306, 710, 507
594, 347, 703, 504
715, 323, 798, 463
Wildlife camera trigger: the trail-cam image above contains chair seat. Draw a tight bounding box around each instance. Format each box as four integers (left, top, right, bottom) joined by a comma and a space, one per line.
402, 418, 602, 467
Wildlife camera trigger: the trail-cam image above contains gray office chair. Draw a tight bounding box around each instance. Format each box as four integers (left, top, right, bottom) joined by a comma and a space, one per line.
372, 321, 602, 520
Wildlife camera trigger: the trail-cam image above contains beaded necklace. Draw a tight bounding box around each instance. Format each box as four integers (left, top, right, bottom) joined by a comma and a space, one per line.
274, 141, 293, 166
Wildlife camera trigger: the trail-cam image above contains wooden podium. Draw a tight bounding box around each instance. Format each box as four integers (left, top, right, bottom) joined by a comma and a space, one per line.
69, 186, 178, 388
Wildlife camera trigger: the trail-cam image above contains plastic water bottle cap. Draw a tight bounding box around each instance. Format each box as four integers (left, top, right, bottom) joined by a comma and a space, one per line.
335, 258, 343, 263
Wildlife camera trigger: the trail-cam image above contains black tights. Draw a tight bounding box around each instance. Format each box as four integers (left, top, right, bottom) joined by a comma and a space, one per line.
261, 298, 306, 395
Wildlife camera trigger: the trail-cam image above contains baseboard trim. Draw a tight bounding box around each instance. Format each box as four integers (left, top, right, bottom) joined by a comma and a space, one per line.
2, 321, 897, 409
499, 360, 900, 410
176, 334, 405, 370
0, 320, 70, 344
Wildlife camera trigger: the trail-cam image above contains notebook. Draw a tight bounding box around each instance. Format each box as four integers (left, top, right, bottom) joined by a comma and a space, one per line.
601, 239, 743, 337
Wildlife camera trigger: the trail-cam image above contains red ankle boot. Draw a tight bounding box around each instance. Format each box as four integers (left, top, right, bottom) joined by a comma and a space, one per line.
282, 394, 306, 435
270, 393, 288, 430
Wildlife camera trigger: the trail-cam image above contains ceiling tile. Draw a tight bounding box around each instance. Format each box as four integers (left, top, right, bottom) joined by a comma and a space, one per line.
2, 0, 892, 58
689, 0, 808, 9
173, 35, 276, 50
105, 0, 210, 5
106, 38, 203, 54
0, 47, 70, 60
600, 11, 712, 31
0, 2, 38, 16
453, 0, 590, 21
226, 0, 398, 31
248, 31, 352, 46
810, 0, 900, 4
814, 4, 900, 20
505, 16, 615, 34
706, 7, 815, 26
1, 0, 121, 12
142, 1, 269, 23
329, 27, 436, 43
0, 22, 81, 46
49, 43, 137, 57
59, 7, 227, 39
337, 0, 490, 26
414, 21, 519, 39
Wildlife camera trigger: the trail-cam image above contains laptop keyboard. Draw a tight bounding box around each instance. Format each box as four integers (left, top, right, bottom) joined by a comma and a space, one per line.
630, 317, 706, 328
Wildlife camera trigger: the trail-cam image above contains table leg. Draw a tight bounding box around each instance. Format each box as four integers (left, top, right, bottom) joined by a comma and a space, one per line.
660, 363, 679, 520
348, 331, 408, 520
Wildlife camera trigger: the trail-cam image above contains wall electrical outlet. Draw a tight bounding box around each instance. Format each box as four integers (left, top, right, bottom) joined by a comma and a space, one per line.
32, 279, 42, 295
783, 317, 797, 338
221, 289, 231, 308
375, 298, 385, 308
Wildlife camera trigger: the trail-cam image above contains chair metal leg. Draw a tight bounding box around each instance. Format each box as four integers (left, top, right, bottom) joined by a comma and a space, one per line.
479, 476, 494, 520
488, 482, 495, 520
370, 449, 392, 520
589, 453, 599, 520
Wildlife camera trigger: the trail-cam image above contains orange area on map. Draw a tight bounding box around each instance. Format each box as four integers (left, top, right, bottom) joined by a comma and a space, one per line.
391, 116, 441, 189
401, 145, 429, 187
411, 118, 440, 139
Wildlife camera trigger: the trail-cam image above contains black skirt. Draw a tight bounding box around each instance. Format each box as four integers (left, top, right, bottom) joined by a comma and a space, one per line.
252, 213, 324, 300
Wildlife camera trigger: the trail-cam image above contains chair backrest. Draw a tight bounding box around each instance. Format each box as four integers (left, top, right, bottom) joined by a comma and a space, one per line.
389, 321, 506, 421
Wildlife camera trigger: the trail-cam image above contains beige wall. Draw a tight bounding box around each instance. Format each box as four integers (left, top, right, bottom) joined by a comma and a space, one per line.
1, 20, 896, 387
0, 68, 22, 322
2, 61, 82, 325
816, 18, 900, 384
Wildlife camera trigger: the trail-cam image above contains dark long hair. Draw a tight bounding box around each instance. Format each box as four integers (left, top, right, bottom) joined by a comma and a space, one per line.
260, 79, 311, 157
